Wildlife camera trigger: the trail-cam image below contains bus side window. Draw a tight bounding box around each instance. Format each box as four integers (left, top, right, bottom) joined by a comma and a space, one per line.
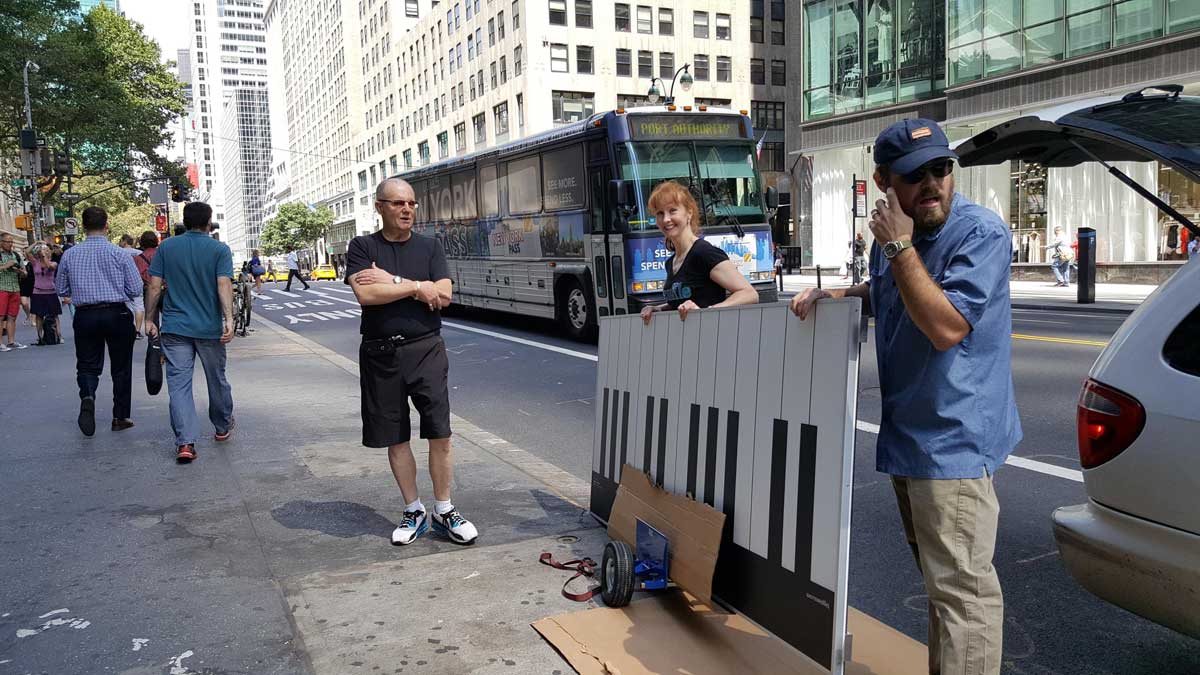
589, 170, 604, 234
507, 155, 541, 216
480, 164, 499, 217
411, 180, 427, 224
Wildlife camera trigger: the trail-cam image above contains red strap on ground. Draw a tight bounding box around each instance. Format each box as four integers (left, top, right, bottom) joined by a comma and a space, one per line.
539, 552, 599, 602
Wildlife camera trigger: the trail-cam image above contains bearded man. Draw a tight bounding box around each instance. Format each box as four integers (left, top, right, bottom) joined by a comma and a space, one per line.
790, 119, 1021, 675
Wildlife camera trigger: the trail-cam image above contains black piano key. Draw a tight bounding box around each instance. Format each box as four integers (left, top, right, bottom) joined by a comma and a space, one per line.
768, 419, 788, 566
599, 387, 610, 479
686, 404, 701, 499
723, 410, 740, 519
795, 423, 818, 579
619, 391, 630, 481
655, 398, 669, 487
643, 395, 655, 473
704, 406, 719, 506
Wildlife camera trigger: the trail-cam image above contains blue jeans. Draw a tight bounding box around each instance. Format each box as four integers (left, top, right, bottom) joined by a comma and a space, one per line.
161, 333, 234, 446
1052, 259, 1071, 285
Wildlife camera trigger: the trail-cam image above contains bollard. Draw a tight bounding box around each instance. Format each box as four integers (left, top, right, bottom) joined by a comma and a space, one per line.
1076, 227, 1096, 304
816, 265, 822, 289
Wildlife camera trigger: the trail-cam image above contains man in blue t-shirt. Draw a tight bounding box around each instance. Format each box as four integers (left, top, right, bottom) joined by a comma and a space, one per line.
146, 202, 236, 463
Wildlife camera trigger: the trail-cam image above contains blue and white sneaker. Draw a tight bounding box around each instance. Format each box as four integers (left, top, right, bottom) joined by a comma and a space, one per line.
391, 509, 428, 546
431, 508, 478, 545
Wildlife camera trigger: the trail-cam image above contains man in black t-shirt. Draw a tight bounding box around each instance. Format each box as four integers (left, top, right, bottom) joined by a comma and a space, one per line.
346, 177, 478, 547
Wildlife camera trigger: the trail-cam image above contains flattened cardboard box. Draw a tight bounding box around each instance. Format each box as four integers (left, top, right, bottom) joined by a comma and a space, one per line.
605, 466, 725, 604
533, 593, 927, 675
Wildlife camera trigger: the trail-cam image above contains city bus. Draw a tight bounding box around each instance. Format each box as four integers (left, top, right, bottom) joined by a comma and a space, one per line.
399, 106, 779, 339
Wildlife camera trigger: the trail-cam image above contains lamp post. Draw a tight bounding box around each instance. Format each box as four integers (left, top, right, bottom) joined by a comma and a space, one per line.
646, 64, 694, 106
22, 60, 40, 244
22, 61, 38, 129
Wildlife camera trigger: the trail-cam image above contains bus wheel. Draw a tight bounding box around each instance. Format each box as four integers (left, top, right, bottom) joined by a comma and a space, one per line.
560, 279, 595, 341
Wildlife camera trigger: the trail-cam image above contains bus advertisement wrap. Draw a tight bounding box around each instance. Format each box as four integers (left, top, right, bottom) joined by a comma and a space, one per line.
626, 230, 774, 292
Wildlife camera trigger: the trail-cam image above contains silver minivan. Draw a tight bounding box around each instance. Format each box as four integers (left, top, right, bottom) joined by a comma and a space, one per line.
957, 85, 1200, 639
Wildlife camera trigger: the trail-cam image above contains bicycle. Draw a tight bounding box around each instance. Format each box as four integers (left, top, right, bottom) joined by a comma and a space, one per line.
232, 270, 253, 337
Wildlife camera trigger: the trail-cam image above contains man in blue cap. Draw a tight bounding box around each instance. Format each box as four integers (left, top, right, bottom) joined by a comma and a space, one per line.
791, 119, 1020, 675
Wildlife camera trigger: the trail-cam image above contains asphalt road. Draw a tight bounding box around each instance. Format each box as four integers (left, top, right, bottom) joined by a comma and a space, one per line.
250, 280, 1199, 675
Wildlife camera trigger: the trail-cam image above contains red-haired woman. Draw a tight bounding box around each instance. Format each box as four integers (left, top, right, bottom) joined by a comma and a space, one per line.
640, 180, 757, 325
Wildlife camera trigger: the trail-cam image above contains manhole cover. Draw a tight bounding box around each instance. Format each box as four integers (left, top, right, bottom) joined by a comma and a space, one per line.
556, 535, 579, 544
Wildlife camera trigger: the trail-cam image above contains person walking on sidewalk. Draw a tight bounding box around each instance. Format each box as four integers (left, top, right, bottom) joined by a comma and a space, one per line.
790, 119, 1020, 675
28, 243, 63, 345
145, 202, 236, 464
1047, 225, 1073, 287
119, 233, 147, 338
346, 177, 478, 547
284, 247, 310, 291
0, 233, 29, 351
54, 207, 143, 435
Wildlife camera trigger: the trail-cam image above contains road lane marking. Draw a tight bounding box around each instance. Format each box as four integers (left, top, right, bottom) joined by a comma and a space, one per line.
855, 420, 1084, 482
441, 322, 599, 362
1011, 333, 1108, 347
274, 290, 302, 298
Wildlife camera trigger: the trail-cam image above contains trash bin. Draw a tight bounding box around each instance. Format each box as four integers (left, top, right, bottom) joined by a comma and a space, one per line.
1077, 227, 1096, 304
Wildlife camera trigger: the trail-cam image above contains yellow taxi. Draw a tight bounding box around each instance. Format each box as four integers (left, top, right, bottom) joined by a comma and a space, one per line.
264, 268, 291, 282
310, 264, 338, 280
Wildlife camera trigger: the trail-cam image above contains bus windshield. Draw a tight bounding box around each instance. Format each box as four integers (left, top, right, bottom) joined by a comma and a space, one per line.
616, 141, 765, 230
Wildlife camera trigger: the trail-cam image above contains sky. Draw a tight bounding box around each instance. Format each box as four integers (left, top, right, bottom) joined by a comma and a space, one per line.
121, 0, 190, 66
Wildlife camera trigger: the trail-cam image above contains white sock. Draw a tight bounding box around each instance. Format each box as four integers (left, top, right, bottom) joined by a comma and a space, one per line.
433, 499, 454, 515
405, 498, 424, 514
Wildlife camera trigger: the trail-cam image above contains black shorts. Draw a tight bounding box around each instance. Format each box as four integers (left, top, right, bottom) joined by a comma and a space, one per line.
359, 333, 451, 447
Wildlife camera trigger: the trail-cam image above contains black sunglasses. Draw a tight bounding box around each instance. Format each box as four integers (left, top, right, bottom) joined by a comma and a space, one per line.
377, 198, 419, 208
900, 160, 954, 185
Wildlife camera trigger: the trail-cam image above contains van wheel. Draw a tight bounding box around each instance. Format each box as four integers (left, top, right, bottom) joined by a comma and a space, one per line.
559, 278, 596, 341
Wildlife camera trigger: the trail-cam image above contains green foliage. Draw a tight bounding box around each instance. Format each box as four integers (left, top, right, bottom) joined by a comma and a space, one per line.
260, 202, 335, 256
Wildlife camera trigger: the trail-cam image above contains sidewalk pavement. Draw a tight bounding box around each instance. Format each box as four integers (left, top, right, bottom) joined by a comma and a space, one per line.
0, 314, 611, 674
779, 273, 1156, 314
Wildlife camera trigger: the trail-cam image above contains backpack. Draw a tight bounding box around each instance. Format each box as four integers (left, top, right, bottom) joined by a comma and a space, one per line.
41, 315, 60, 346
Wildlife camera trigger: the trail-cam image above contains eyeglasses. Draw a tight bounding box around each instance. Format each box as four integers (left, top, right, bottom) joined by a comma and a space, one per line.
900, 160, 954, 185
377, 198, 419, 208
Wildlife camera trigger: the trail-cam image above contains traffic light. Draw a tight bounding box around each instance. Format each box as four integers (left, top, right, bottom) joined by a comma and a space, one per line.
38, 148, 53, 176
53, 235, 63, 245
14, 214, 33, 231
54, 151, 71, 176
170, 179, 191, 203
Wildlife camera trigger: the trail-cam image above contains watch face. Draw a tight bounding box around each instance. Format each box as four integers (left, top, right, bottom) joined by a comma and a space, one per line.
883, 242, 898, 258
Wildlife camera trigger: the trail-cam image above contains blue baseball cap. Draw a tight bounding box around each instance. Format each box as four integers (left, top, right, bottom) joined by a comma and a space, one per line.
873, 119, 957, 176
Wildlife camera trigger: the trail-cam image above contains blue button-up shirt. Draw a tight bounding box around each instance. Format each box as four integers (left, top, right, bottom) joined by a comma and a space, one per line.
868, 193, 1022, 479
55, 235, 142, 306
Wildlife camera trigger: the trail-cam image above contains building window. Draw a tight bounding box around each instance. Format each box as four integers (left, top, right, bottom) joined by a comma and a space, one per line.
406, 0, 419, 18
637, 5, 653, 33
615, 4, 631, 31
418, 141, 431, 164
552, 90, 595, 125
751, 17, 764, 43
550, 44, 568, 72
577, 45, 594, 74
576, 0, 593, 27
473, 112, 486, 143
771, 19, 784, 44
488, 18, 496, 45
638, 50, 652, 78
751, 100, 785, 130
549, 0, 566, 26
760, 142, 785, 172
517, 93, 524, 129
490, 61, 498, 88
771, 59, 786, 85
806, 0, 945, 119
716, 55, 731, 82
693, 11, 709, 38
494, 101, 510, 136
500, 55, 508, 83
438, 131, 449, 158
454, 122, 467, 152
751, 58, 765, 84
617, 93, 652, 108
716, 13, 731, 39
514, 45, 523, 75
616, 48, 632, 76
694, 54, 709, 80
659, 52, 674, 80
659, 8, 673, 35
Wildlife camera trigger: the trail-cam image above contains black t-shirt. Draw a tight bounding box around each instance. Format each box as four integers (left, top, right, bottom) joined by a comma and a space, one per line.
663, 239, 730, 309
345, 231, 450, 339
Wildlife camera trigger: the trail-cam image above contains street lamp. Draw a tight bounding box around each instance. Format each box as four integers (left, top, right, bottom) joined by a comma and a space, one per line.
22, 61, 39, 129
646, 64, 694, 106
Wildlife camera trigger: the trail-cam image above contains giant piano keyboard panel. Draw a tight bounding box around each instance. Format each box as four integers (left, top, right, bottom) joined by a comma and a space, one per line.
590, 300, 863, 673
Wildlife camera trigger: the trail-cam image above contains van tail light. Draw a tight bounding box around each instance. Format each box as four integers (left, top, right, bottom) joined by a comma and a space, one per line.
1077, 379, 1145, 469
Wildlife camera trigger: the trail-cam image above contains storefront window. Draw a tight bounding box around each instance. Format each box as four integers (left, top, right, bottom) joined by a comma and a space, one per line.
1168, 0, 1200, 33
1009, 161, 1048, 263
803, 0, 945, 120
1159, 164, 1200, 261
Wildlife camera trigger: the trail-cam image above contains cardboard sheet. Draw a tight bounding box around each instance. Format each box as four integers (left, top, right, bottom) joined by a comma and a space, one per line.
533, 592, 927, 675
606, 466, 725, 605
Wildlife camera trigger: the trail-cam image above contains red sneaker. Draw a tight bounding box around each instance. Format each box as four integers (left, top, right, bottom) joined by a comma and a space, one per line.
215, 418, 235, 442
176, 444, 196, 463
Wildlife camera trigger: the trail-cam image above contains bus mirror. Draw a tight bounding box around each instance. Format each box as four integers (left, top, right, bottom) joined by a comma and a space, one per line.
609, 179, 632, 209
765, 187, 779, 210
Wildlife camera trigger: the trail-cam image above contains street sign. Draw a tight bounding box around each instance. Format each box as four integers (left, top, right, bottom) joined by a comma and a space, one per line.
54, 208, 68, 218
64, 218, 79, 236
9, 179, 30, 188
60, 192, 82, 201
155, 214, 167, 232
852, 179, 868, 218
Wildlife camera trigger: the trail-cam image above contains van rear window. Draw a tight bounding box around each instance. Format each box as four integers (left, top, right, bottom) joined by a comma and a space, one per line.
1163, 302, 1200, 377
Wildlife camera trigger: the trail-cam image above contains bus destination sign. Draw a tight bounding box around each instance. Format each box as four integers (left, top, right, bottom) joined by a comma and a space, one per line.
629, 115, 744, 140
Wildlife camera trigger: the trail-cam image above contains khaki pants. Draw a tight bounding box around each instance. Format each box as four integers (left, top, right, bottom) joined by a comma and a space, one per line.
892, 475, 1003, 675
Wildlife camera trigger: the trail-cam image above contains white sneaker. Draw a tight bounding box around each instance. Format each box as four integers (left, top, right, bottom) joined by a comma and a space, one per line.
0, 344, 9, 352
391, 509, 428, 546
431, 507, 478, 545
11, 342, 27, 350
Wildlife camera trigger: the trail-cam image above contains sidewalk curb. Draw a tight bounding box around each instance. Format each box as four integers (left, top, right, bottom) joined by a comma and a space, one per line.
1010, 302, 1134, 315
251, 315, 593, 510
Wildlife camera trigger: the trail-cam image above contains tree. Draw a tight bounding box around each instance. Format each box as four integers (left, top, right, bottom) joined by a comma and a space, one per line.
260, 202, 335, 256
1, 4, 187, 206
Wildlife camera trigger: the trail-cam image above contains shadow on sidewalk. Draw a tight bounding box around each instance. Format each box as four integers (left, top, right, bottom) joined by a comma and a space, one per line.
271, 499, 395, 540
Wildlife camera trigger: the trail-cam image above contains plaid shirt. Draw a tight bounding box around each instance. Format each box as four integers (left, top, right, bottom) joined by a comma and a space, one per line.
0, 249, 23, 293
55, 236, 142, 306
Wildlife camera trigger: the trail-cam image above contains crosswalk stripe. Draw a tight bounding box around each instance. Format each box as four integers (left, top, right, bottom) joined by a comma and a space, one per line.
274, 290, 302, 298
316, 285, 355, 294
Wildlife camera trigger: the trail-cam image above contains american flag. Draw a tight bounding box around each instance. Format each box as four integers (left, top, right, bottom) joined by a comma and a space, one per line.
755, 131, 766, 159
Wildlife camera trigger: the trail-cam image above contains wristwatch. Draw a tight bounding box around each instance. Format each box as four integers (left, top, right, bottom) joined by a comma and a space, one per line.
392, 275, 404, 284
883, 240, 914, 259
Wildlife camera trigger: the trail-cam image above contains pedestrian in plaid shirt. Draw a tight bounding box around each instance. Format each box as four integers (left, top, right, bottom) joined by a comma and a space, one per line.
0, 232, 29, 351
55, 207, 143, 437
